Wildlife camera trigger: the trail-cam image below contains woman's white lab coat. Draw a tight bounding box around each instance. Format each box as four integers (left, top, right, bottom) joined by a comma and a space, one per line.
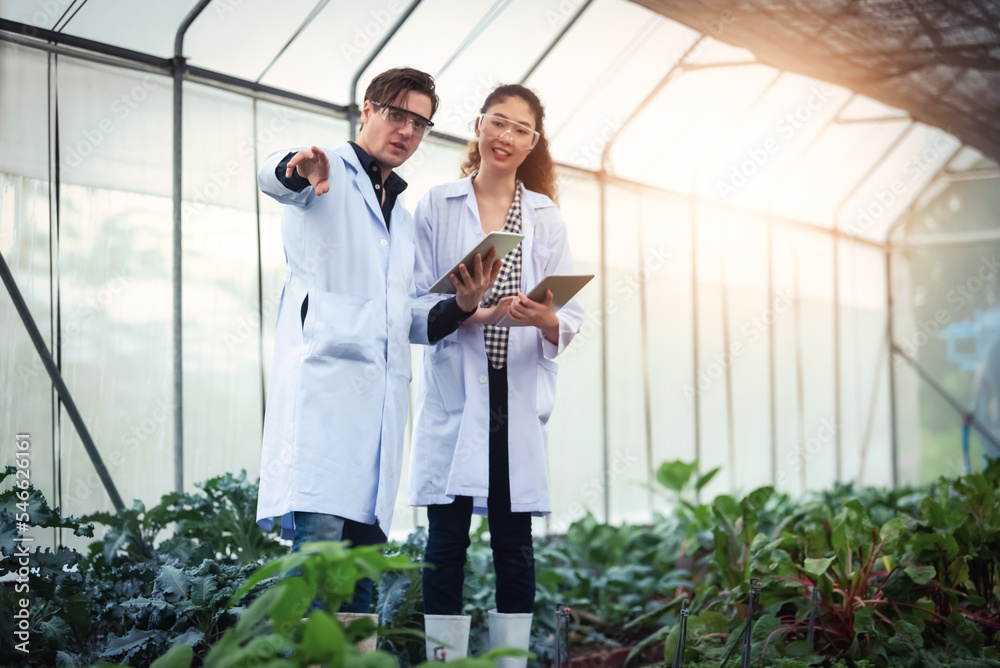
409, 176, 584, 516
254, 144, 432, 538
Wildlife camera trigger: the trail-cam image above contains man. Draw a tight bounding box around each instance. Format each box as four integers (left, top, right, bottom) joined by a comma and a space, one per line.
255, 68, 501, 612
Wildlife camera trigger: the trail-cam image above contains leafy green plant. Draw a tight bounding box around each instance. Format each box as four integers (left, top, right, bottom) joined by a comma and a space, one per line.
0, 466, 95, 666
635, 459, 1000, 668
145, 540, 529, 668
83, 471, 284, 568
162, 471, 285, 565
0, 467, 281, 667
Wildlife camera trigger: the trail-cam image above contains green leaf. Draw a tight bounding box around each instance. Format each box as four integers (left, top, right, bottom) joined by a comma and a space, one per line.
712, 495, 741, 523
948, 556, 971, 588
878, 517, 907, 553
234, 585, 283, 639
783, 640, 814, 657
151, 644, 194, 668
690, 610, 729, 636
853, 605, 875, 634
100, 628, 160, 659
156, 564, 191, 601
480, 647, 534, 660
356, 652, 402, 668
301, 611, 344, 660
904, 563, 936, 585
695, 466, 721, 492
230, 551, 310, 605
188, 575, 219, 608
912, 532, 960, 561
802, 557, 836, 578
267, 576, 315, 629
170, 629, 205, 649
656, 460, 699, 492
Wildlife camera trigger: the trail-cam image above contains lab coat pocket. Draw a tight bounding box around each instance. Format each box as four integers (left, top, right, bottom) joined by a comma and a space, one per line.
307, 290, 376, 362
537, 357, 559, 424
531, 245, 552, 280
428, 344, 465, 414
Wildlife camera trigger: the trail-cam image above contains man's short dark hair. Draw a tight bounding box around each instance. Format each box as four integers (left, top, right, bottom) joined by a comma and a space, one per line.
364, 67, 439, 119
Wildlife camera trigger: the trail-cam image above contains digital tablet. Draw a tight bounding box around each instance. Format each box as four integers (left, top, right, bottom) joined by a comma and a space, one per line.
496, 274, 595, 327
428, 231, 525, 294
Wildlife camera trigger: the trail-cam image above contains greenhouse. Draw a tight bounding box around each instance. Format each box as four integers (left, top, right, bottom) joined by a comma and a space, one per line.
1, 0, 998, 666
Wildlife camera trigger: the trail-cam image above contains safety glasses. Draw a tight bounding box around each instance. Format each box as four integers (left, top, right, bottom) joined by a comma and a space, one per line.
476, 113, 540, 149
371, 101, 434, 136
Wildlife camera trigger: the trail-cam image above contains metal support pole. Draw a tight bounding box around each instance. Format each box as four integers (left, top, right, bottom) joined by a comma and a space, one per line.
832, 231, 842, 482
172, 0, 214, 494
599, 172, 610, 522
691, 196, 702, 483
635, 193, 655, 518
767, 216, 777, 484
885, 249, 899, 488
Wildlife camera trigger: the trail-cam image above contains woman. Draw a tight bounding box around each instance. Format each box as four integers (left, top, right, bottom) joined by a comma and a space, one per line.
410, 84, 584, 664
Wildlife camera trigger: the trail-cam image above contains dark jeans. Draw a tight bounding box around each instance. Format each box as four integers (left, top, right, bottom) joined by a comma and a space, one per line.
423, 363, 535, 615
291, 511, 386, 613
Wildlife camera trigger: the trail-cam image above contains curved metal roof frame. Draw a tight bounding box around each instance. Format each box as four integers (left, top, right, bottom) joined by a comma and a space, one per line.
0, 2, 985, 245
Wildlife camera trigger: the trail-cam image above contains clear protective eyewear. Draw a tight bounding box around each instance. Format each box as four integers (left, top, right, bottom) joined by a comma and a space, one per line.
371, 101, 434, 136
476, 113, 540, 149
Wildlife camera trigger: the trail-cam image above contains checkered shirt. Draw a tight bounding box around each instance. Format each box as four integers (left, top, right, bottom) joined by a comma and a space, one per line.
480, 184, 524, 370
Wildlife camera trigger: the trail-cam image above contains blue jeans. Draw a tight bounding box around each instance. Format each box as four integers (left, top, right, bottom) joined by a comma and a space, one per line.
291, 511, 387, 613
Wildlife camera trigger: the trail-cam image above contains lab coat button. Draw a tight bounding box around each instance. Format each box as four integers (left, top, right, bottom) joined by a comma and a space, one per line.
479, 375, 487, 384
380, 238, 388, 246
388, 319, 393, 327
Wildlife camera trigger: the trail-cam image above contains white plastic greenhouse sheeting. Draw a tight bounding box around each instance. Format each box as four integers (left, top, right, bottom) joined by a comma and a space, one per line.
0, 0, 992, 546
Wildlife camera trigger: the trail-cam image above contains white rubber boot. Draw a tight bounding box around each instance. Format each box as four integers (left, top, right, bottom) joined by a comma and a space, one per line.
424, 614, 471, 662
488, 609, 533, 668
